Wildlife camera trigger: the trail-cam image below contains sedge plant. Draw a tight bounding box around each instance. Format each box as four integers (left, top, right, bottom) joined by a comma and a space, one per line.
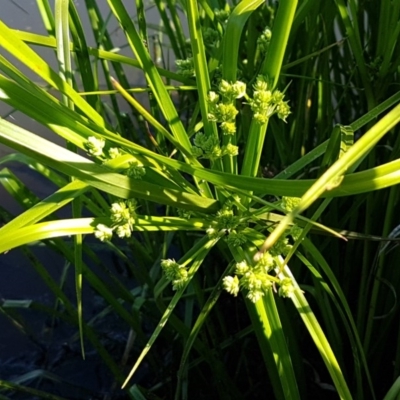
0, 0, 400, 399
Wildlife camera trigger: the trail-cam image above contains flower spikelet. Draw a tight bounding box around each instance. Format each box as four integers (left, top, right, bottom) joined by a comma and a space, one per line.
235, 260, 249, 275
221, 143, 239, 157
176, 58, 195, 77
248, 75, 291, 124
94, 224, 113, 242
222, 258, 276, 303
85, 136, 105, 157
279, 277, 295, 298
270, 236, 291, 257
257, 251, 275, 272
222, 275, 240, 296
126, 162, 146, 179
281, 196, 301, 212
110, 199, 137, 235
257, 27, 272, 53
216, 208, 239, 231
214, 8, 230, 23
225, 232, 247, 246
193, 132, 221, 160
203, 27, 220, 48
207, 80, 246, 136
108, 147, 121, 159
116, 223, 132, 238
161, 259, 189, 290
93, 199, 138, 242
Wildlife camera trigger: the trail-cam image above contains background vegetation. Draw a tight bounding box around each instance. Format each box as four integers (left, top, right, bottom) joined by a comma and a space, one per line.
0, 0, 400, 399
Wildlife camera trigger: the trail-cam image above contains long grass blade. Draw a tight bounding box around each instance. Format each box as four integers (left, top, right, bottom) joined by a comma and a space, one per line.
122, 235, 220, 388
256, 101, 400, 257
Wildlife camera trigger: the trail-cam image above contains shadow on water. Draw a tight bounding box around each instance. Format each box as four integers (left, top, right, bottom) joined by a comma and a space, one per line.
0, 1, 163, 397
0, 162, 140, 398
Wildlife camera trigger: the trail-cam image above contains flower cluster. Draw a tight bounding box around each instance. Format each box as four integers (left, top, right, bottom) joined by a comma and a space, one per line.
108, 147, 122, 159
248, 76, 291, 124
281, 197, 303, 240
161, 259, 189, 290
192, 81, 244, 160
215, 207, 240, 231
177, 208, 194, 220
222, 255, 274, 302
203, 27, 220, 49
94, 199, 138, 241
206, 205, 241, 239
367, 56, 383, 81
214, 8, 231, 24
85, 136, 105, 157
222, 257, 295, 302
270, 236, 291, 257
278, 277, 296, 298
207, 80, 246, 136
225, 231, 247, 246
257, 27, 272, 54
84, 138, 125, 162
176, 57, 195, 77
94, 224, 113, 242
191, 131, 238, 160
281, 196, 301, 212
192, 132, 221, 160
126, 161, 146, 180
289, 225, 303, 241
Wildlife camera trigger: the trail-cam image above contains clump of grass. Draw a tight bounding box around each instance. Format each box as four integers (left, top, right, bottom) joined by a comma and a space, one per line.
0, 0, 400, 399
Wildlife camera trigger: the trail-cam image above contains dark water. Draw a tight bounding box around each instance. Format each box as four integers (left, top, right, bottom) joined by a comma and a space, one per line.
0, 1, 153, 396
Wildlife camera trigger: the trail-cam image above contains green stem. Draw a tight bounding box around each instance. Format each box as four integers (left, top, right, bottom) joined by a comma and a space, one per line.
363, 185, 400, 352
240, 0, 298, 201
261, 0, 298, 89
334, 0, 375, 110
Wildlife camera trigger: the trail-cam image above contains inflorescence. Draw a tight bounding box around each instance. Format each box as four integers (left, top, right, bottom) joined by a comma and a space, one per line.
190, 76, 290, 159
160, 259, 189, 291
247, 76, 291, 124
87, 75, 294, 304
95, 199, 138, 241
222, 230, 296, 303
